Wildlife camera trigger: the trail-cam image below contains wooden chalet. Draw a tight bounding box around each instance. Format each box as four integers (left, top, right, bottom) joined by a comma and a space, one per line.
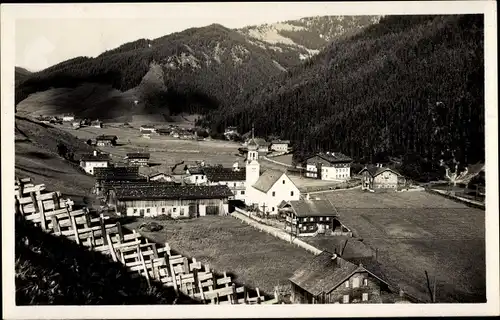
358, 165, 406, 191
108, 184, 233, 218
96, 135, 118, 147
79, 151, 110, 175
280, 198, 351, 237
289, 251, 407, 304
304, 152, 353, 181
125, 152, 150, 167
93, 166, 146, 195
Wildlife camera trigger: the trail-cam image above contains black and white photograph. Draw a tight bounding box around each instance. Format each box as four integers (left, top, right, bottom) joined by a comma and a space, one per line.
1, 1, 498, 318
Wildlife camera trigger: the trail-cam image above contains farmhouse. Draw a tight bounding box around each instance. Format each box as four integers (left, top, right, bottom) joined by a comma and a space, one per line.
244, 133, 300, 214
72, 121, 81, 129
204, 165, 247, 201
141, 129, 153, 139
62, 114, 75, 122
79, 151, 110, 175
358, 165, 406, 191
91, 120, 103, 128
270, 140, 290, 152
126, 152, 150, 167
280, 197, 351, 237
185, 166, 207, 185
156, 128, 171, 136
304, 152, 353, 181
140, 125, 156, 133
108, 184, 233, 218
96, 135, 118, 147
289, 251, 401, 304
148, 172, 174, 182
94, 166, 146, 195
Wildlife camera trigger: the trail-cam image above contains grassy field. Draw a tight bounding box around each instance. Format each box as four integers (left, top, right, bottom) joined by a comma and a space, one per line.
15, 117, 97, 206
313, 189, 485, 303
124, 216, 314, 297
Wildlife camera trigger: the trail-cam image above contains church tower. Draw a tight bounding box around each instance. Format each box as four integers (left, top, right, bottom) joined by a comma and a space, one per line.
245, 125, 260, 204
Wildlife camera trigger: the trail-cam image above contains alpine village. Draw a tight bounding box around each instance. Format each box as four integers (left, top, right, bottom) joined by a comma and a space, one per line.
13, 13, 486, 307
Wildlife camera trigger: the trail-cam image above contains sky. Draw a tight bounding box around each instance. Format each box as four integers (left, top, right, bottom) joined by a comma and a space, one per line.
13, 2, 357, 72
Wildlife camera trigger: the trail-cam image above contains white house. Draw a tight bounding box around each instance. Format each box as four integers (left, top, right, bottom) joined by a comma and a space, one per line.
148, 172, 174, 182
304, 152, 353, 181
62, 114, 75, 122
79, 151, 110, 175
244, 134, 300, 215
270, 140, 290, 152
185, 167, 207, 185
140, 125, 156, 133
204, 163, 246, 201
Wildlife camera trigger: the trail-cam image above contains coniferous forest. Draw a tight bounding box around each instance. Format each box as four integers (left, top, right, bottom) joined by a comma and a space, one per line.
202, 15, 484, 181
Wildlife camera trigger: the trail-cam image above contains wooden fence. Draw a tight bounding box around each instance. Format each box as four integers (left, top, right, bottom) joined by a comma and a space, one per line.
14, 177, 272, 305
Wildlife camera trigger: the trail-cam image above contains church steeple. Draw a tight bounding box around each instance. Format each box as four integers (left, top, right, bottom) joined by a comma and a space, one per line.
247, 123, 258, 162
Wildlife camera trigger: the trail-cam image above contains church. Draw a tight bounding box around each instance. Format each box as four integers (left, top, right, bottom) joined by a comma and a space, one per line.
244, 129, 300, 215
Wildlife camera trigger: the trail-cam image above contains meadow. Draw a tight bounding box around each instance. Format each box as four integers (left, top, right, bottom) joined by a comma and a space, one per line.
312, 189, 486, 303
124, 216, 314, 296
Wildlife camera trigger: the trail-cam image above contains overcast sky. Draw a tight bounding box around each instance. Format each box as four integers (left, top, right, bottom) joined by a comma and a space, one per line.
14, 2, 361, 72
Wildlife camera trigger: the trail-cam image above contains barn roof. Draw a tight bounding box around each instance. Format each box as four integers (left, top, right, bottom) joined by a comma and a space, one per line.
289, 251, 359, 296
96, 135, 117, 141
289, 199, 337, 217
114, 185, 233, 201
80, 153, 111, 162
290, 251, 395, 297
104, 181, 178, 189
94, 166, 144, 181
126, 153, 150, 159
204, 167, 246, 182
252, 170, 285, 193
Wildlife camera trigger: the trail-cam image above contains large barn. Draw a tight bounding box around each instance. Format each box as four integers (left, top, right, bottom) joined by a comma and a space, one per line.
93, 166, 146, 195
107, 184, 233, 218
358, 165, 407, 191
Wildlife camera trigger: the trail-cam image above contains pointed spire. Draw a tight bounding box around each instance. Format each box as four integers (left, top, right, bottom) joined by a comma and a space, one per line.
252, 124, 255, 140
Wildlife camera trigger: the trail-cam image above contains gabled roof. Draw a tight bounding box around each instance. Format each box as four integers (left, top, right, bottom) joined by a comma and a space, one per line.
289, 199, 337, 217
126, 153, 150, 159
114, 185, 233, 201
94, 166, 144, 181
96, 135, 117, 141
358, 166, 403, 178
289, 251, 392, 296
80, 153, 110, 162
149, 172, 171, 178
104, 181, 178, 189
252, 170, 286, 193
186, 167, 205, 175
204, 167, 246, 182
307, 152, 353, 164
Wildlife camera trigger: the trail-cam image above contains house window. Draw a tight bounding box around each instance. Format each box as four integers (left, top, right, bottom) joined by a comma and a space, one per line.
309, 225, 314, 230
302, 226, 307, 230
353, 277, 360, 288
196, 176, 198, 180
299, 224, 303, 227
326, 217, 330, 221
234, 183, 237, 187
161, 208, 166, 213
319, 217, 323, 221
272, 207, 275, 211
363, 279, 368, 286
180, 208, 185, 215
290, 191, 294, 196
344, 280, 349, 288
241, 191, 245, 195
343, 295, 349, 304
272, 191, 276, 196
146, 208, 150, 214
133, 209, 137, 214
310, 217, 314, 222
326, 225, 330, 229
362, 293, 369, 302
173, 208, 177, 212
282, 180, 285, 184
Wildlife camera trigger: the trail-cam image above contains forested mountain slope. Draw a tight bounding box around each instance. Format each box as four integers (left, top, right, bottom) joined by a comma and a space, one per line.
15, 16, 379, 120
204, 15, 484, 181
